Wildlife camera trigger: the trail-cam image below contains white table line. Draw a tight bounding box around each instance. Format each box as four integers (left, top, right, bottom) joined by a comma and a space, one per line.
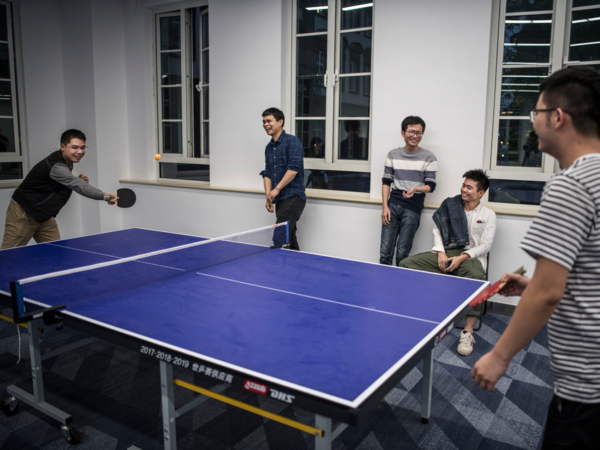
195, 272, 440, 325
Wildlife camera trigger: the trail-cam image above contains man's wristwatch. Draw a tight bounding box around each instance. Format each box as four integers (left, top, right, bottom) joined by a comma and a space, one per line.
104, 195, 113, 202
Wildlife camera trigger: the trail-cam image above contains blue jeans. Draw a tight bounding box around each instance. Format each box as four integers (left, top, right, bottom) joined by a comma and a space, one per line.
380, 204, 421, 266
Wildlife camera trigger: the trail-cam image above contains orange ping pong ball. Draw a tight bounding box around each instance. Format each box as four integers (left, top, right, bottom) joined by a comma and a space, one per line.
154, 154, 161, 161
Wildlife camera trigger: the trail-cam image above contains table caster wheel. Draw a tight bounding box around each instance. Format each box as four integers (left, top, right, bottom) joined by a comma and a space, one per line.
61, 425, 80, 445
2, 397, 19, 416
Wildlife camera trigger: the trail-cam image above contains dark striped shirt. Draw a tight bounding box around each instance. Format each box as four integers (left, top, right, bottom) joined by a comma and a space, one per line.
520, 153, 600, 404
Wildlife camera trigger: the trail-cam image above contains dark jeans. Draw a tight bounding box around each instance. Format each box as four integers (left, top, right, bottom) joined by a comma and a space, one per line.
541, 395, 600, 450
380, 203, 420, 265
276, 195, 306, 251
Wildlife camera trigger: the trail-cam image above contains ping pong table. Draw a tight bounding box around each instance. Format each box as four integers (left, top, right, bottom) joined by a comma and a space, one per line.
0, 227, 487, 449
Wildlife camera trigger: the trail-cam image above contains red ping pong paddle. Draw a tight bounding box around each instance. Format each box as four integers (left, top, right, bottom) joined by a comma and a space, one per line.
116, 188, 136, 208
469, 266, 527, 307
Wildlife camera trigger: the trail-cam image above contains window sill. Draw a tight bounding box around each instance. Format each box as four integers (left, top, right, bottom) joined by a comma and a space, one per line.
120, 179, 539, 217
0, 181, 20, 189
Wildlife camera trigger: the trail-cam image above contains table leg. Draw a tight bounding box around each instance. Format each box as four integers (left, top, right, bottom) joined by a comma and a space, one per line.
420, 348, 433, 424
315, 414, 348, 450
160, 360, 177, 450
6, 318, 73, 425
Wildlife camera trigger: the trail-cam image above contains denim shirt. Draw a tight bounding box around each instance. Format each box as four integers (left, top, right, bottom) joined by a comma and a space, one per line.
432, 194, 469, 249
259, 130, 306, 204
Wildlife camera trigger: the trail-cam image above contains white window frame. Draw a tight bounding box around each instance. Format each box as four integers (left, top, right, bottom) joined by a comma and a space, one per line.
483, 0, 600, 211
154, 1, 209, 179
291, 0, 374, 177
0, 0, 27, 185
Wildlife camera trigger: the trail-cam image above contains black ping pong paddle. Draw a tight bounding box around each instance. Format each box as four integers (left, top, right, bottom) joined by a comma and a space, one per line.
116, 188, 136, 208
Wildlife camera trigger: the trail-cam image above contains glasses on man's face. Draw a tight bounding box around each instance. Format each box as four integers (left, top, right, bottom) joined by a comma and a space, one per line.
69, 145, 88, 151
529, 108, 574, 123
405, 130, 423, 137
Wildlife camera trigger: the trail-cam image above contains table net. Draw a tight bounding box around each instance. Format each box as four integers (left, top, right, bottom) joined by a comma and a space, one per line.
15, 223, 289, 314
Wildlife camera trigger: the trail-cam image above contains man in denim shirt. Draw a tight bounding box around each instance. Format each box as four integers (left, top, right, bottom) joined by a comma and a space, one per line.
260, 108, 306, 250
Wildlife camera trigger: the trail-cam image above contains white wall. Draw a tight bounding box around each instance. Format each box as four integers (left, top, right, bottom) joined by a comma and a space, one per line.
5, 0, 531, 304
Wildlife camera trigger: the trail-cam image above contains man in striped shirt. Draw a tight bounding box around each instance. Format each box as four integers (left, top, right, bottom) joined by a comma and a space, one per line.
380, 116, 437, 265
472, 66, 600, 449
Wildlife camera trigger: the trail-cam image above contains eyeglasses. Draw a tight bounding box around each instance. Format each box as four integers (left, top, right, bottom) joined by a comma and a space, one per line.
529, 108, 574, 123
405, 130, 423, 137
69, 145, 89, 151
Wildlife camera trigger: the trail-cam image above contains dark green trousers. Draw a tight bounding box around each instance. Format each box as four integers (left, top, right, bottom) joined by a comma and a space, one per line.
399, 248, 486, 316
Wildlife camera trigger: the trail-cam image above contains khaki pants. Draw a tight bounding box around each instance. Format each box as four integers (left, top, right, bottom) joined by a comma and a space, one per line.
399, 248, 486, 316
1, 200, 60, 249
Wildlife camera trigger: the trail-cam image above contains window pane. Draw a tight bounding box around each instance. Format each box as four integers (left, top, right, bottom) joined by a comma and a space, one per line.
160, 163, 209, 182
193, 87, 200, 158
503, 14, 552, 64
203, 122, 209, 155
296, 77, 326, 117
0, 80, 12, 116
0, 162, 21, 180
161, 52, 181, 85
297, 0, 328, 34
569, 8, 600, 62
340, 31, 372, 74
489, 179, 545, 205
506, 0, 553, 13
500, 67, 548, 116
341, 0, 373, 30
203, 87, 209, 120
339, 76, 370, 117
0, 118, 14, 152
573, 0, 600, 7
295, 120, 325, 158
160, 16, 180, 50
202, 11, 209, 49
0, 5, 7, 42
497, 119, 541, 167
191, 8, 200, 81
0, 42, 9, 79
339, 119, 369, 160
162, 87, 182, 120
202, 50, 209, 84
297, 35, 327, 76
162, 122, 182, 154
304, 169, 370, 192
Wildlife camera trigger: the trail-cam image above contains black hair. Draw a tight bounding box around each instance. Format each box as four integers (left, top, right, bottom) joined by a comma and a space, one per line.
463, 169, 490, 193
539, 66, 600, 138
401, 116, 426, 133
61, 129, 86, 145
262, 107, 285, 127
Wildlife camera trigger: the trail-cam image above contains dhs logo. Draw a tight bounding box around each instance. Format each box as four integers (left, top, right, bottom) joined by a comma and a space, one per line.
270, 389, 295, 404
244, 380, 268, 395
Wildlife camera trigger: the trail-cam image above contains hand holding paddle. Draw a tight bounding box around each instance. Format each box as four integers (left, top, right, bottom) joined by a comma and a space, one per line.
104, 188, 136, 208
469, 266, 527, 307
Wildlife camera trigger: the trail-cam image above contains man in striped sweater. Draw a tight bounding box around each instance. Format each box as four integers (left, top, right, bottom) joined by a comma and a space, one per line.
380, 116, 438, 265
472, 66, 600, 449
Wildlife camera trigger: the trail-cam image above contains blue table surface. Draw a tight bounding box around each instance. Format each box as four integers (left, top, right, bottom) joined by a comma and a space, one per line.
0, 228, 486, 405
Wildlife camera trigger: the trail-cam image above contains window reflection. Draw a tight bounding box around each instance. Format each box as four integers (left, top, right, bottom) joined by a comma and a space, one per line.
160, 163, 209, 182
0, 162, 21, 180
296, 120, 325, 158
503, 15, 552, 64
304, 169, 370, 192
497, 120, 541, 167
489, 179, 545, 205
570, 8, 600, 62
297, 0, 328, 34
339, 120, 369, 160
341, 31, 372, 74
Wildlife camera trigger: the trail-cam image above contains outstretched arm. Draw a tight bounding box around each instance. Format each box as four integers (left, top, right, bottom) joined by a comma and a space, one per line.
471, 256, 567, 391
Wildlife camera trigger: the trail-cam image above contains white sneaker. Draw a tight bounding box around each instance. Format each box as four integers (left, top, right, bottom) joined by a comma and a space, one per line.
457, 331, 475, 356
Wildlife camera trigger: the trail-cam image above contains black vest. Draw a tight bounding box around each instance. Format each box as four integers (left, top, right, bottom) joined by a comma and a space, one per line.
12, 150, 73, 223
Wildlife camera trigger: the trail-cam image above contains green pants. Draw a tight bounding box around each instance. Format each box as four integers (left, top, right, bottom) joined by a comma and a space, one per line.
399, 249, 486, 316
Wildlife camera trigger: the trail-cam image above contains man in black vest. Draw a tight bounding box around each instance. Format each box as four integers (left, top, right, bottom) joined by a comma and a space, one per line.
1, 129, 117, 249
